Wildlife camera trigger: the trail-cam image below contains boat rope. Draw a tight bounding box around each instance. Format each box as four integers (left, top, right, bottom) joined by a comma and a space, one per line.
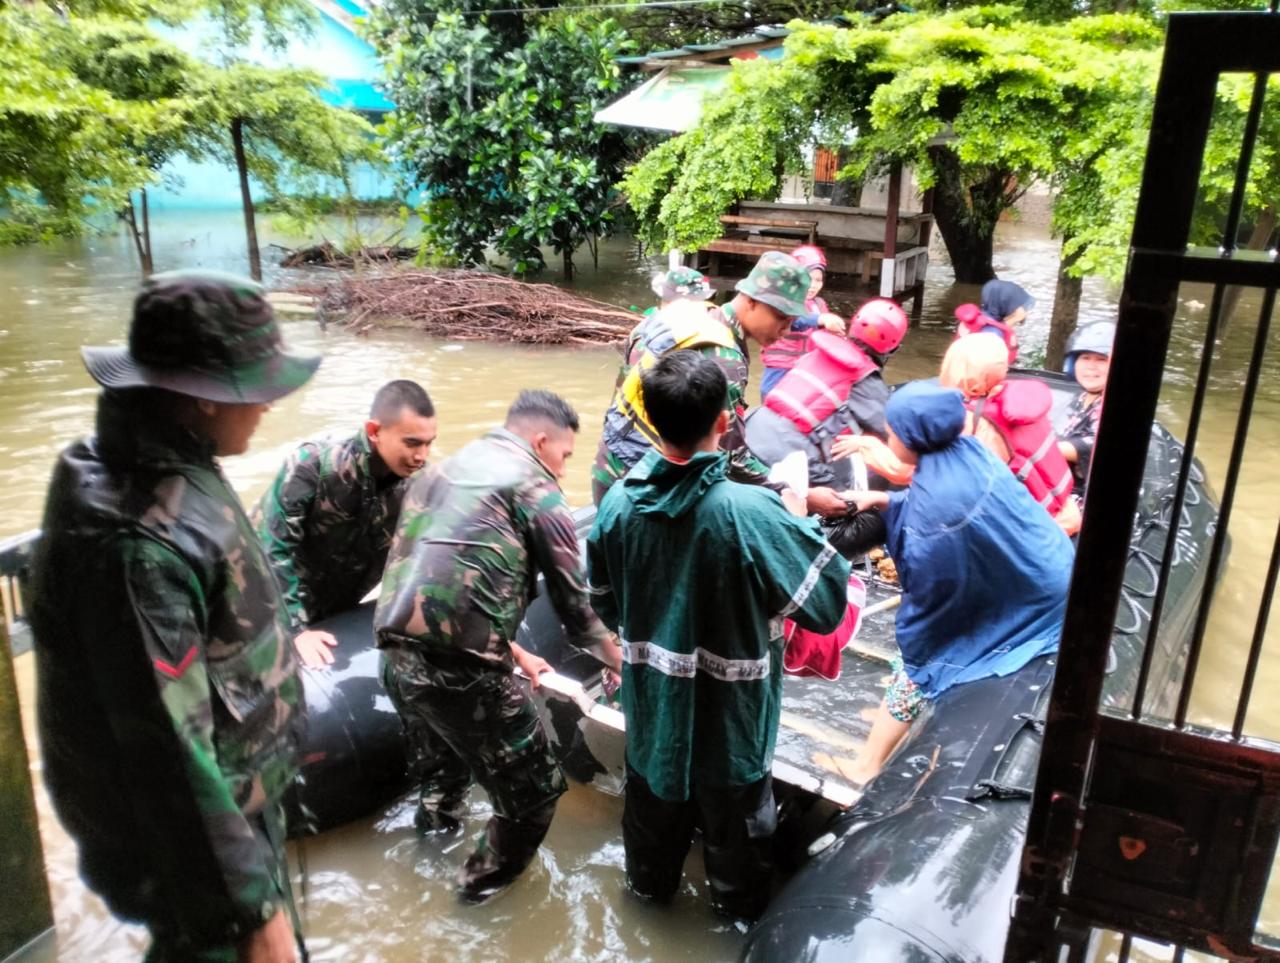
966, 779, 1033, 802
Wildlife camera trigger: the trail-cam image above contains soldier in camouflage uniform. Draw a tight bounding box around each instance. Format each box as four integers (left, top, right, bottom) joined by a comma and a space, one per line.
29, 271, 319, 963
375, 389, 621, 902
592, 251, 850, 518
253, 380, 437, 668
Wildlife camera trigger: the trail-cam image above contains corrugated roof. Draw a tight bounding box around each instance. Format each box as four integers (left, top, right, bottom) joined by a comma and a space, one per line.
616, 12, 906, 68
618, 23, 794, 66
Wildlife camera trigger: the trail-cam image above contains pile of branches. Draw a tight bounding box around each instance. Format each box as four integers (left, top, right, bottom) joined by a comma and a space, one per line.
305, 269, 639, 345
278, 241, 418, 269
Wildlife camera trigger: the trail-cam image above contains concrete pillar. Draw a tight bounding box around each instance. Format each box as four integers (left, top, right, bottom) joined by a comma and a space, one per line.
0, 605, 53, 959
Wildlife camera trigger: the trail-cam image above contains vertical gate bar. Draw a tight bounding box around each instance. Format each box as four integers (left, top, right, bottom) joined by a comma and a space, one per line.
1221, 71, 1272, 254
1175, 284, 1277, 727
1130, 282, 1229, 719
1117, 934, 1133, 963
1171, 946, 1186, 963
1233, 513, 1280, 738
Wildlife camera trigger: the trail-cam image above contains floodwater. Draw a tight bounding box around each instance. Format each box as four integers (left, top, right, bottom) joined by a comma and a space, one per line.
2, 211, 1277, 962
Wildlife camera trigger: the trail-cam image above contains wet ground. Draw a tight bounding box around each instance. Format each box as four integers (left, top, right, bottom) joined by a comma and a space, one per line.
2, 211, 1277, 960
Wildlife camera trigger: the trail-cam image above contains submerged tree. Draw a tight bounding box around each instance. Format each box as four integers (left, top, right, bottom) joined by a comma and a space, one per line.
186, 63, 379, 280
368, 2, 631, 277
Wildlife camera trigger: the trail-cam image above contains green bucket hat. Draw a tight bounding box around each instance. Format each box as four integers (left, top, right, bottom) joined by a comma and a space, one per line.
652, 267, 715, 302
734, 251, 811, 318
82, 269, 321, 404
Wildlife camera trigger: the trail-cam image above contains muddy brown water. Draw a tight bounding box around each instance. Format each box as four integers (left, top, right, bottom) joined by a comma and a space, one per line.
2, 213, 1277, 961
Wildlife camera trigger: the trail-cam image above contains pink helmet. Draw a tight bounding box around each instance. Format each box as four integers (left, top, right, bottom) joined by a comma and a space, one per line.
849, 298, 909, 353
790, 245, 827, 271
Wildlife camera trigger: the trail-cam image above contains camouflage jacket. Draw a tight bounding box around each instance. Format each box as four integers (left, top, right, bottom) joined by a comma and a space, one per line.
374, 428, 612, 669
594, 303, 770, 493
253, 429, 407, 629
29, 391, 303, 946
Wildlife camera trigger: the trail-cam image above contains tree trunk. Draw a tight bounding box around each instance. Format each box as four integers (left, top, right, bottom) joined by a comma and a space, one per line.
1046, 240, 1083, 372
231, 118, 262, 282
830, 147, 862, 208
140, 187, 153, 276
561, 236, 574, 281
926, 146, 1003, 284
123, 194, 153, 276
1220, 206, 1277, 330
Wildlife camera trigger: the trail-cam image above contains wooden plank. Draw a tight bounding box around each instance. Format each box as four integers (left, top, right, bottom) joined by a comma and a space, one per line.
703, 238, 785, 256
720, 214, 819, 230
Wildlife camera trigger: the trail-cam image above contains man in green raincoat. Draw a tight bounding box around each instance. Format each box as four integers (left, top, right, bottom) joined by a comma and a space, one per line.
587, 350, 851, 921
30, 271, 319, 962
254, 379, 438, 667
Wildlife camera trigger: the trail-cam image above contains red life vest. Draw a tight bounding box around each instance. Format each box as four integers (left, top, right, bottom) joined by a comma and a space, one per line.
765, 330, 878, 434
761, 296, 828, 369
955, 304, 1019, 365
974, 379, 1074, 515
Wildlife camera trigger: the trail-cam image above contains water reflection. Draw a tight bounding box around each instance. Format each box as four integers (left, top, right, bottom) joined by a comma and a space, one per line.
3, 212, 1277, 960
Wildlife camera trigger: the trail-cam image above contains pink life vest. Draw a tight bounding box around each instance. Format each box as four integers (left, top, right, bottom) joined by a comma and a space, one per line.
955, 303, 1019, 366
761, 296, 828, 369
974, 379, 1074, 515
765, 330, 878, 434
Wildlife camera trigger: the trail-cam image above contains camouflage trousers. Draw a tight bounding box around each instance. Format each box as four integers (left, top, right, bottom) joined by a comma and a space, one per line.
381, 643, 567, 893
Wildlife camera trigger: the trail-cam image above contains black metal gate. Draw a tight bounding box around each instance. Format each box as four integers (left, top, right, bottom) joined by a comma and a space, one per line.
1004, 7, 1280, 962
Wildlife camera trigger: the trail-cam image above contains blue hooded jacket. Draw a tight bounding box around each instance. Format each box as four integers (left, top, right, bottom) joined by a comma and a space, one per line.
884, 382, 1073, 699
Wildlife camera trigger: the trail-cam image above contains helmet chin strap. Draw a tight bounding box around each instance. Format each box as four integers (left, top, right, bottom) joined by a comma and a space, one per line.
853, 337, 892, 367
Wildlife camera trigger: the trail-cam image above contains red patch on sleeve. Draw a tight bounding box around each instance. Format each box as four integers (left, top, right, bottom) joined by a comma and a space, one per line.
154, 647, 198, 679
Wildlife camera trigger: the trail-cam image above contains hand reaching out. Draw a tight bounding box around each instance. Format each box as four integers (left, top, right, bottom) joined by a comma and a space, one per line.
293, 629, 338, 669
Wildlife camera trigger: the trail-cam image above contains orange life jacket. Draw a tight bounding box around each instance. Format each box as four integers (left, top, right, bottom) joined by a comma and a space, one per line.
765, 330, 878, 435
955, 304, 1019, 366
973, 379, 1074, 516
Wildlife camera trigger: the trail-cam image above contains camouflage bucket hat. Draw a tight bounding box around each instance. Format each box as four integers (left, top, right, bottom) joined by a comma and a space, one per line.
82, 269, 321, 404
734, 251, 811, 318
651, 267, 715, 302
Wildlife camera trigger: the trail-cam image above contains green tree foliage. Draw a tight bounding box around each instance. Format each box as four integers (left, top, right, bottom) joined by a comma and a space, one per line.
1055, 72, 1280, 284
368, 2, 630, 277
0, 7, 161, 236
0, 0, 377, 277
621, 8, 1161, 286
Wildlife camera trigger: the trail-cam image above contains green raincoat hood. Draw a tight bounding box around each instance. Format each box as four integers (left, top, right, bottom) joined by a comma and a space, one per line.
622, 448, 727, 518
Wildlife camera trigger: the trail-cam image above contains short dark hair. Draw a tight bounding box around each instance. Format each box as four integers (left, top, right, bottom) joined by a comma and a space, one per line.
641, 350, 726, 448
505, 389, 580, 432
371, 380, 434, 422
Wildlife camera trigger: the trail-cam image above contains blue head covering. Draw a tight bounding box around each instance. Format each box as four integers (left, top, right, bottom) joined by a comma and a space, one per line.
882, 380, 1073, 700
886, 381, 967, 454
981, 279, 1036, 320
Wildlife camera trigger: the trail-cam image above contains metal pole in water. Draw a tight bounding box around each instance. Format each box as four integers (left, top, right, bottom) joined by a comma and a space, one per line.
0, 599, 53, 959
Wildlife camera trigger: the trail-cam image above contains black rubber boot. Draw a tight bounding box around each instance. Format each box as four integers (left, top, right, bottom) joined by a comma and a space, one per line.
455, 806, 555, 903
414, 807, 462, 835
